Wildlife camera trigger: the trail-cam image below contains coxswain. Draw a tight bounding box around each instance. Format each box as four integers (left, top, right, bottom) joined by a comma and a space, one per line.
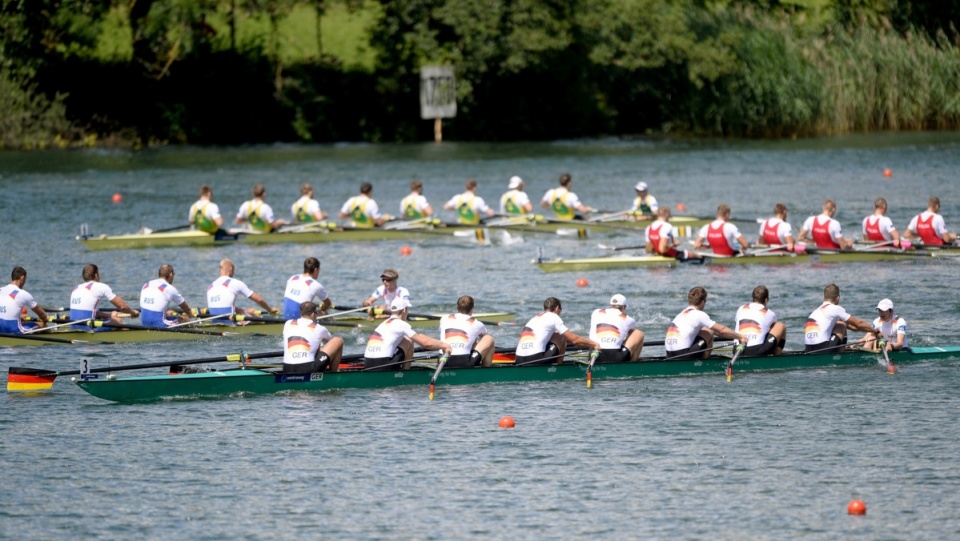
631, 181, 659, 220
904, 196, 957, 245
362, 298, 450, 371
514, 297, 599, 365
863, 298, 907, 352
588, 294, 644, 363
499, 176, 533, 215
282, 302, 344, 373
0, 266, 48, 334
362, 268, 410, 317
797, 199, 853, 249
693, 204, 749, 256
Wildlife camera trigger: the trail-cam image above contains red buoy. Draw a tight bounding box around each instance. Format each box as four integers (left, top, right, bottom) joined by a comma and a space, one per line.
112, 193, 123, 203
883, 169, 892, 177
848, 499, 867, 515
676, 203, 687, 211
400, 245, 412, 256
576, 278, 589, 288
498, 416, 515, 429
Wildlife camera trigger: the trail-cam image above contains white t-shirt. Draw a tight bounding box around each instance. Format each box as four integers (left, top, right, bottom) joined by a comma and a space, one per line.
207, 276, 255, 313
400, 193, 431, 219
282, 275, 329, 320
70, 281, 117, 318
292, 196, 323, 222
803, 302, 850, 345
541, 187, 583, 219
872, 315, 908, 348
364, 317, 417, 359
665, 307, 715, 352
340, 195, 382, 227
734, 302, 778, 347
499, 190, 531, 215
589, 308, 637, 350
236, 199, 277, 231
0, 284, 37, 322
439, 313, 488, 355
283, 318, 333, 365
515, 311, 568, 356
367, 285, 411, 309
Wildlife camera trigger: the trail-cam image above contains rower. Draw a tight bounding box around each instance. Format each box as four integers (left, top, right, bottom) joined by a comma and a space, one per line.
400, 179, 434, 220
588, 294, 643, 362
499, 176, 533, 215
444, 179, 495, 225
540, 173, 592, 220
362, 298, 450, 371
863, 298, 907, 352
70, 264, 140, 330
139, 264, 192, 328
439, 295, 496, 368
631, 181, 658, 221
235, 183, 286, 232
282, 302, 344, 373
188, 184, 224, 234
797, 199, 853, 249
0, 266, 48, 334
207, 259, 277, 320
693, 204, 749, 256
757, 202, 795, 251
665, 287, 745, 359
802, 283, 876, 353
862, 197, 901, 247
904, 196, 957, 246
361, 268, 410, 317
514, 297, 599, 365
734, 285, 786, 356
282, 257, 332, 321
291, 183, 328, 223
645, 207, 684, 257
339, 182, 390, 228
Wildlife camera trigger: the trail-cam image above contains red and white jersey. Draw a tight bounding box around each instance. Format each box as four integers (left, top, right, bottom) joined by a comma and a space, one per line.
645, 220, 678, 255
872, 315, 908, 348
283, 317, 333, 366
207, 276, 254, 312
735, 302, 778, 347
759, 218, 792, 245
862, 215, 896, 242
439, 313, 488, 355
589, 308, 636, 350
802, 214, 843, 249
70, 281, 117, 315
515, 311, 568, 356
0, 284, 37, 323
697, 220, 742, 256
140, 279, 185, 312
665, 307, 715, 352
364, 317, 417, 359
803, 302, 850, 345
907, 211, 949, 245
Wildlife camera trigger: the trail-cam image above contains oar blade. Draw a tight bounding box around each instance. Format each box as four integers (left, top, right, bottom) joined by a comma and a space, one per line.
7, 367, 58, 392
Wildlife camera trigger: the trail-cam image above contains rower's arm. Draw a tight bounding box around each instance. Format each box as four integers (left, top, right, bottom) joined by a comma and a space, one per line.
111, 297, 140, 318
844, 315, 875, 334
562, 330, 600, 350
32, 306, 49, 328
413, 333, 452, 355
249, 292, 275, 314
710, 322, 745, 343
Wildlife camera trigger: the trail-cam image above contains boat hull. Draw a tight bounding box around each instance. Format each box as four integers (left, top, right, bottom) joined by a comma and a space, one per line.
0, 312, 515, 346
73, 346, 960, 402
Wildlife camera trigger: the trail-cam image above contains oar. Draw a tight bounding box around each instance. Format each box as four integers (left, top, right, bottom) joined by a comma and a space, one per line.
879, 338, 896, 374
7, 351, 284, 391
0, 331, 108, 345
802, 337, 870, 355
535, 214, 638, 233
167, 313, 231, 328
597, 243, 647, 251
317, 306, 374, 320
725, 344, 746, 382
23, 318, 94, 334
148, 223, 192, 234
406, 312, 518, 327
87, 321, 234, 336
428, 354, 449, 400
585, 349, 600, 389
39, 306, 68, 312
229, 314, 360, 328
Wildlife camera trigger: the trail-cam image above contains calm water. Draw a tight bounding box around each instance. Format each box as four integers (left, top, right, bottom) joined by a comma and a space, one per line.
2, 133, 960, 539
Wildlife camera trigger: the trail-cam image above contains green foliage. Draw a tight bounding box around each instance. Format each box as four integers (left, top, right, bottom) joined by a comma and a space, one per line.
0, 67, 78, 149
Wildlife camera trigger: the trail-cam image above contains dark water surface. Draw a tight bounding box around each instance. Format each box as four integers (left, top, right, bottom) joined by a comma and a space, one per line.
2, 133, 960, 539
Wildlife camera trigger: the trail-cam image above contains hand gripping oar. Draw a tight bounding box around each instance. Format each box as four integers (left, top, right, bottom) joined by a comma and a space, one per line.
6, 351, 284, 391
428, 354, 449, 400
586, 349, 600, 389
879, 338, 896, 374
726, 344, 746, 382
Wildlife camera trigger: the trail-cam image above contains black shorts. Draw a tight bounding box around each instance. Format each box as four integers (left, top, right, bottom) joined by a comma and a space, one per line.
742, 334, 778, 357
665, 337, 707, 359
804, 334, 846, 353
363, 348, 405, 371
446, 351, 481, 369
597, 347, 630, 363
283, 353, 330, 374
514, 343, 560, 366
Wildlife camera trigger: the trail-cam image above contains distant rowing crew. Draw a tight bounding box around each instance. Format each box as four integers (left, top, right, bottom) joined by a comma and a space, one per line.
648, 196, 956, 258
189, 175, 663, 234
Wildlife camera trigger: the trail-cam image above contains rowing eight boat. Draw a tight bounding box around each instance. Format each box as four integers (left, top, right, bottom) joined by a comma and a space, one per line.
69, 346, 960, 402
0, 312, 516, 346
77, 215, 710, 250
534, 247, 960, 272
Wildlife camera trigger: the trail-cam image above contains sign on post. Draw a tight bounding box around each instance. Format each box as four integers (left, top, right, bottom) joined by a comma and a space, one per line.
420, 66, 456, 142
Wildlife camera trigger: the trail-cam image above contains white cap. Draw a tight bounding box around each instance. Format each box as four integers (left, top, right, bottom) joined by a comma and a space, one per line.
634, 182, 648, 191
609, 294, 627, 308
508, 176, 523, 189
876, 298, 894, 311
390, 298, 412, 312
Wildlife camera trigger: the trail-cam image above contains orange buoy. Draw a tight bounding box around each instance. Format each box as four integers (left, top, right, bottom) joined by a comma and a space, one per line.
883, 169, 892, 177
848, 499, 867, 515
576, 278, 589, 287
400, 245, 412, 256
112, 193, 123, 203
676, 203, 687, 211
498, 416, 515, 429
